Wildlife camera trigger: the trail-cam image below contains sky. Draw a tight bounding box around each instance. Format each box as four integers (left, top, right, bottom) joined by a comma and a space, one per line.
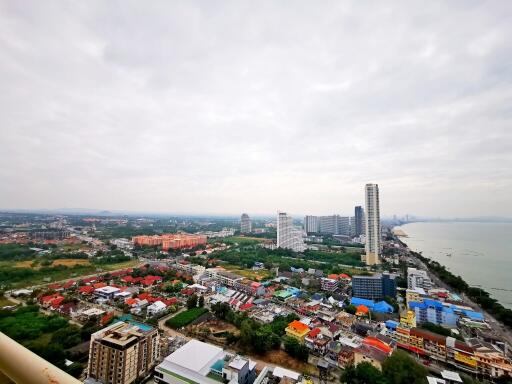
1, 1, 511, 218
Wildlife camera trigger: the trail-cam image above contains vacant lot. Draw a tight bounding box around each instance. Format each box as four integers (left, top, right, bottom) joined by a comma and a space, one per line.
260, 349, 316, 375
223, 264, 272, 281
198, 319, 239, 334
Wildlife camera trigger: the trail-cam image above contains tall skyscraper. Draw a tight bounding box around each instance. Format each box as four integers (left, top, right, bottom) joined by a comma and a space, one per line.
277, 212, 306, 252
303, 215, 319, 234
87, 321, 159, 384
240, 213, 252, 233
364, 183, 381, 265
354, 206, 364, 237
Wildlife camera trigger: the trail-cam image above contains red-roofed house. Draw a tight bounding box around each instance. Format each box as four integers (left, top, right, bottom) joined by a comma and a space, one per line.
82, 277, 97, 284
78, 286, 95, 295
50, 296, 65, 309
93, 282, 107, 289
239, 303, 254, 311
40, 293, 60, 307
48, 283, 63, 290
161, 297, 179, 306
62, 280, 76, 289
125, 298, 138, 306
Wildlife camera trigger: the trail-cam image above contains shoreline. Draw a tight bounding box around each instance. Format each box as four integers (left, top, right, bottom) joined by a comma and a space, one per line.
396, 235, 512, 332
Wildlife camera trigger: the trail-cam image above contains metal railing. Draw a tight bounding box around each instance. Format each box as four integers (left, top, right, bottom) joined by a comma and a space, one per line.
0, 331, 82, 384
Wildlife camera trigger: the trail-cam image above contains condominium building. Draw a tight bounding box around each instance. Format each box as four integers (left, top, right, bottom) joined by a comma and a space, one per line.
407, 268, 433, 290
132, 234, 207, 251
354, 206, 364, 237
364, 183, 381, 265
240, 213, 252, 234
351, 273, 397, 301
303, 215, 319, 234
87, 321, 159, 384
277, 212, 306, 252
318, 215, 350, 236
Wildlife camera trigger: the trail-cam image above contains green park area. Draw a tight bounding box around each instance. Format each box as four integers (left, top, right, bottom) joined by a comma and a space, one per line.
165, 307, 208, 329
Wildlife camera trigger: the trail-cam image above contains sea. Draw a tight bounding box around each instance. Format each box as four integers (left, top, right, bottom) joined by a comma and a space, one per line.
397, 222, 512, 309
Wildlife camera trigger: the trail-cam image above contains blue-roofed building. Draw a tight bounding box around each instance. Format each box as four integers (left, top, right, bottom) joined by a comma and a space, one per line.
351, 297, 375, 307
385, 320, 399, 331
408, 299, 458, 327
373, 301, 394, 313
351, 297, 394, 313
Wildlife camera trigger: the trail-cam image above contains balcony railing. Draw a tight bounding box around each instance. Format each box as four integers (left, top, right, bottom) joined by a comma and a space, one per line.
0, 331, 82, 384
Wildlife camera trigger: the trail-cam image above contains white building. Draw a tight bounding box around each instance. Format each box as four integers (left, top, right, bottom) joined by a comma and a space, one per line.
407, 267, 433, 290
364, 183, 381, 265
147, 300, 167, 317
240, 213, 252, 234
277, 212, 306, 252
154, 340, 258, 384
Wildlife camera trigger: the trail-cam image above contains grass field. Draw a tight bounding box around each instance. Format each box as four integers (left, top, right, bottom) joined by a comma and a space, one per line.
2, 259, 141, 288
220, 236, 264, 246
0, 296, 15, 307
166, 308, 208, 329
53, 259, 91, 267
223, 264, 272, 281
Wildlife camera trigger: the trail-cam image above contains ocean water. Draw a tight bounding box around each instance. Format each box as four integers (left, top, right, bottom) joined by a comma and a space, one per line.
398, 222, 512, 309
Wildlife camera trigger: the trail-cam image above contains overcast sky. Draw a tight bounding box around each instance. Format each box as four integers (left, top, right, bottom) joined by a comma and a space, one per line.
1, 1, 511, 218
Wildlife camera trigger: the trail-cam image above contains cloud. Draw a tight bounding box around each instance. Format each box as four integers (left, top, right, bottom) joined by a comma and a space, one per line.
0, 0, 511, 217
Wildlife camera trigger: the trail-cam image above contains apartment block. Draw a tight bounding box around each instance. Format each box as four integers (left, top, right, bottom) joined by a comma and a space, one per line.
86, 321, 159, 384
351, 273, 397, 301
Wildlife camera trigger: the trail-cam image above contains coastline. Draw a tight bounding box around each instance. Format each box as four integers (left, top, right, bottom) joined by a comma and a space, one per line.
396, 235, 512, 333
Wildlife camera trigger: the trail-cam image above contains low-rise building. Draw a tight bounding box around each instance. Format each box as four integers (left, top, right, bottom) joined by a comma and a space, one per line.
285, 320, 310, 343
154, 340, 258, 384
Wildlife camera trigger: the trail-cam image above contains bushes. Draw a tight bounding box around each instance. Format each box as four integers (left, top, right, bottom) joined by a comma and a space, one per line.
283, 336, 309, 362
166, 307, 208, 329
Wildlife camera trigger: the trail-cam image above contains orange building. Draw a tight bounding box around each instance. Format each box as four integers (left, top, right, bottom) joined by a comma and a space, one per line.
132, 234, 207, 250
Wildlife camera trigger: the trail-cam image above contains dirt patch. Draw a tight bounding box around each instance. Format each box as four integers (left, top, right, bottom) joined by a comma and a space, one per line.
15, 260, 37, 268
52, 259, 91, 267
198, 319, 239, 334
259, 349, 316, 375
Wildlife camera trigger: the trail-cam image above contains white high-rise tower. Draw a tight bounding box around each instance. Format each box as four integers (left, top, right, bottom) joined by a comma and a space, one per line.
277, 212, 306, 252
364, 183, 381, 265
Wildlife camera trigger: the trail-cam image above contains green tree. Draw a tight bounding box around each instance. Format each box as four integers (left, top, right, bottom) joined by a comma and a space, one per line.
198, 296, 205, 308
187, 294, 198, 309
382, 350, 427, 384
340, 363, 387, 384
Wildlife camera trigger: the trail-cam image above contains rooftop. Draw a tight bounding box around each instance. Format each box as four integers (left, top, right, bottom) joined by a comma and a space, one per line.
161, 340, 224, 375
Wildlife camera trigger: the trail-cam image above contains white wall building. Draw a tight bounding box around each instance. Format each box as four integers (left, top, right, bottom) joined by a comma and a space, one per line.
277, 212, 306, 252
407, 267, 433, 290
364, 183, 381, 265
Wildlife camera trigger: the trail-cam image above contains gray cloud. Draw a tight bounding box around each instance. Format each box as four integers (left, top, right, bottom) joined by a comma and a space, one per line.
1, 0, 511, 217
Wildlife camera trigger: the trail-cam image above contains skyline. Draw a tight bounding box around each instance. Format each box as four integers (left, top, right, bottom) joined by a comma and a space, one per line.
1, 1, 512, 217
